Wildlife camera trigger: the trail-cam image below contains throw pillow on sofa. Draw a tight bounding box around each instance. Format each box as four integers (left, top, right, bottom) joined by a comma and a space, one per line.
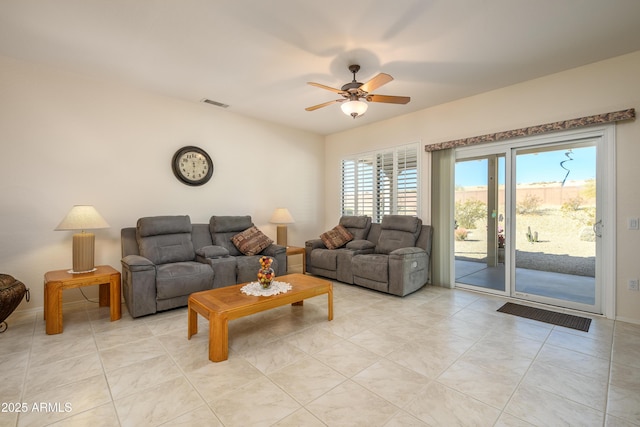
231, 226, 273, 256
320, 225, 354, 249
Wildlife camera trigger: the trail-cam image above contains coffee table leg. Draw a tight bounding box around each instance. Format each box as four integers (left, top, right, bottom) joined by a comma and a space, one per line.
327, 287, 333, 321
210, 313, 229, 362
45, 281, 63, 335
187, 304, 198, 340
292, 301, 303, 306
109, 272, 121, 321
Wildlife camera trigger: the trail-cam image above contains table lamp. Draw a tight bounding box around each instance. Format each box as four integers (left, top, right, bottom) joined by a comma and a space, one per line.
55, 205, 110, 273
270, 208, 295, 246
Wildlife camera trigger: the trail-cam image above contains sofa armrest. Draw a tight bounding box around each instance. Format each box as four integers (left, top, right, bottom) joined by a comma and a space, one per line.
389, 247, 425, 257
388, 247, 428, 296
121, 255, 157, 317
305, 239, 327, 251
345, 239, 376, 251
121, 255, 155, 271
196, 245, 230, 259
261, 244, 286, 257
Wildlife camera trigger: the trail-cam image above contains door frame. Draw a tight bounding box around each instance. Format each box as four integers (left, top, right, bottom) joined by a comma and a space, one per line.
454, 125, 616, 318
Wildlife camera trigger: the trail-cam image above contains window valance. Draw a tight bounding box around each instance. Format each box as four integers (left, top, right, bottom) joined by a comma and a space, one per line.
424, 108, 635, 152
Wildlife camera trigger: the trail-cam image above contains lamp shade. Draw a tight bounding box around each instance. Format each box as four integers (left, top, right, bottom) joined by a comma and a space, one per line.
341, 100, 368, 118
55, 205, 110, 231
270, 208, 295, 224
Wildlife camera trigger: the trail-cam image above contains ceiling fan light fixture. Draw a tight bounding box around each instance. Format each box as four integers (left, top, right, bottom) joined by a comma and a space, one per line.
341, 99, 368, 119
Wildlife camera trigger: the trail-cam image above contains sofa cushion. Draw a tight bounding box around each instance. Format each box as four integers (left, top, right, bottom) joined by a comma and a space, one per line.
137, 215, 191, 237
136, 216, 195, 265
155, 261, 213, 300
376, 216, 422, 255
196, 245, 230, 259
320, 225, 353, 249
352, 254, 389, 282
310, 248, 339, 271
210, 216, 254, 256
231, 226, 273, 256
339, 215, 372, 240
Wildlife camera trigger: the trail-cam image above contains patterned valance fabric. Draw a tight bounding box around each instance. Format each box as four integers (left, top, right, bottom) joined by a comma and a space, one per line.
425, 108, 635, 152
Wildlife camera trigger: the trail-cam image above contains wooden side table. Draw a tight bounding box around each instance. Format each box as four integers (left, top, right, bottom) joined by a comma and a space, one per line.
44, 265, 121, 334
286, 246, 306, 274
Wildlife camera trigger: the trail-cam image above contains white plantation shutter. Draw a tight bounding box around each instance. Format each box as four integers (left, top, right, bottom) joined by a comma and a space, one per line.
396, 146, 418, 216
341, 144, 420, 222
376, 151, 394, 223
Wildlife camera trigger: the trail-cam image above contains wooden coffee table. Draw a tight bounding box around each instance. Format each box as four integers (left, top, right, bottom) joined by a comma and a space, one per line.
188, 273, 333, 362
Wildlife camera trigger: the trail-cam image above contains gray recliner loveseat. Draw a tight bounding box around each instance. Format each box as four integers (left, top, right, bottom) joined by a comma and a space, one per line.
121, 215, 286, 317
305, 215, 432, 296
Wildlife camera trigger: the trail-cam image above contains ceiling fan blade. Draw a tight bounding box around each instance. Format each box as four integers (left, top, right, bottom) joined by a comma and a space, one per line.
305, 99, 343, 111
366, 94, 411, 104
307, 82, 346, 95
360, 73, 393, 93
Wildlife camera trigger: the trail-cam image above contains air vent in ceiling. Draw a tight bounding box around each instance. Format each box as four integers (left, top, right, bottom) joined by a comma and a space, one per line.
201, 98, 230, 108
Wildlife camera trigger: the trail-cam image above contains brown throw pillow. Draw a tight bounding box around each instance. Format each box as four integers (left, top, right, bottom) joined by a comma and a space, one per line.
320, 225, 354, 250
231, 226, 273, 256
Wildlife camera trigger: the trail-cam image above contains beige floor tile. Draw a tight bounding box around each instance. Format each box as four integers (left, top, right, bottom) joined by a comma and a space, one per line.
28, 333, 97, 368
546, 328, 613, 360
348, 328, 411, 357
353, 359, 430, 408
239, 338, 308, 374
405, 381, 500, 426
208, 376, 300, 426
17, 374, 112, 427
159, 405, 222, 426
272, 408, 326, 426
113, 376, 204, 427
98, 336, 167, 372
494, 413, 536, 426
607, 363, 640, 425
523, 361, 608, 411
537, 343, 611, 381
23, 352, 103, 397
48, 403, 119, 427
93, 323, 153, 350
105, 354, 182, 400
438, 358, 522, 408
505, 383, 604, 426
383, 410, 429, 426
313, 339, 381, 377
284, 324, 344, 355
269, 356, 347, 405
612, 331, 640, 369
186, 357, 263, 401
306, 380, 399, 427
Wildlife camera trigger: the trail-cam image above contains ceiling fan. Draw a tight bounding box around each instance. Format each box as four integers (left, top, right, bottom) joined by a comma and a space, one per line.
306, 65, 410, 118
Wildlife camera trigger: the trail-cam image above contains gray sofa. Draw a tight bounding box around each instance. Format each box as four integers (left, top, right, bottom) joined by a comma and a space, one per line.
121, 215, 286, 317
305, 215, 432, 296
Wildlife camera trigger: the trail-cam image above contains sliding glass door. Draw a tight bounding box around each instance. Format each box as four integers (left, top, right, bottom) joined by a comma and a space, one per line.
454, 155, 506, 293
512, 142, 598, 310
454, 128, 612, 314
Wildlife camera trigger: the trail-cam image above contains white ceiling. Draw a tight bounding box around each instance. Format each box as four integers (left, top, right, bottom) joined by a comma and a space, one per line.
2, 0, 640, 136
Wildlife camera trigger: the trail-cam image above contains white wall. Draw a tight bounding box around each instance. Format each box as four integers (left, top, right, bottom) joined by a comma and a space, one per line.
325, 51, 640, 324
0, 55, 325, 313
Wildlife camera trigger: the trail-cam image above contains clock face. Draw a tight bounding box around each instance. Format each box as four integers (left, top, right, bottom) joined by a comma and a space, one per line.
172, 146, 214, 186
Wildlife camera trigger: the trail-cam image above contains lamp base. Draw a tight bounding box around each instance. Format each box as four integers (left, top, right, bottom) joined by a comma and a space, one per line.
72, 232, 96, 273
276, 225, 288, 247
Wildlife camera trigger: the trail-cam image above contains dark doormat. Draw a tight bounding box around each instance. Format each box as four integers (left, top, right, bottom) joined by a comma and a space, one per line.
497, 302, 591, 332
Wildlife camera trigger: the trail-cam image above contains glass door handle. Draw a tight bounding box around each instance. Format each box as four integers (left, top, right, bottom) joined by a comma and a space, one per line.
593, 219, 603, 238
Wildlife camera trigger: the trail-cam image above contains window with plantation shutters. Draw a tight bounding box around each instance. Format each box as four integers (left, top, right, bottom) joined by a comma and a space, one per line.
341, 143, 420, 222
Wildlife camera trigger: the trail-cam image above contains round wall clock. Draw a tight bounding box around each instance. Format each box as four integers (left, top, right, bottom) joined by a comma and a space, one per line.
171, 146, 214, 186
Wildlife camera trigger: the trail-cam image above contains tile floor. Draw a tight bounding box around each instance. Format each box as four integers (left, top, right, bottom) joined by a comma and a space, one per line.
1, 281, 639, 427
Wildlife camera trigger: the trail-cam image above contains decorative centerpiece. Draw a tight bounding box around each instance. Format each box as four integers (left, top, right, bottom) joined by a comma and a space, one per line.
257, 256, 275, 289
